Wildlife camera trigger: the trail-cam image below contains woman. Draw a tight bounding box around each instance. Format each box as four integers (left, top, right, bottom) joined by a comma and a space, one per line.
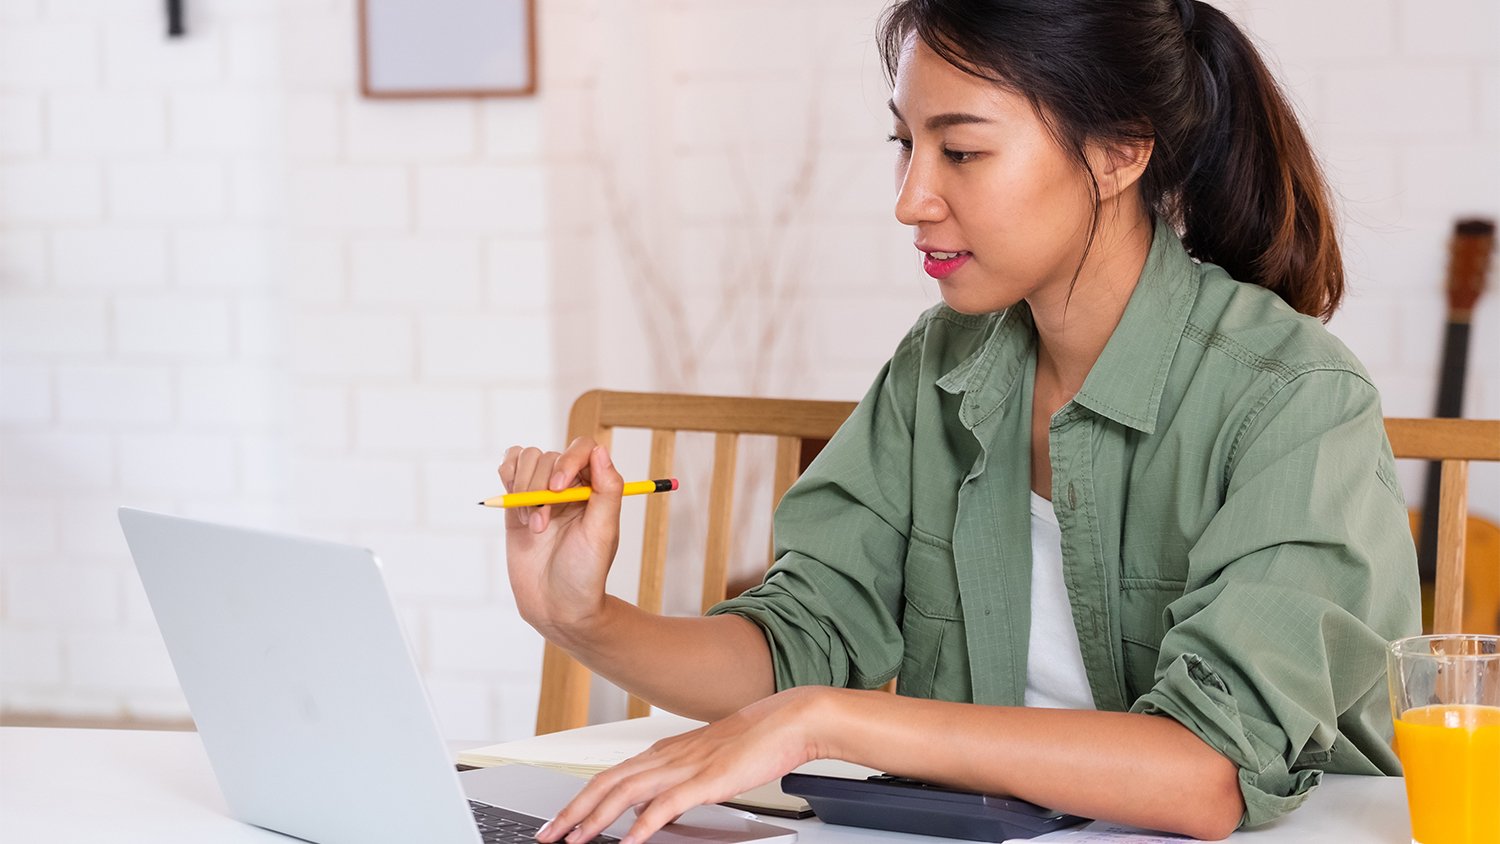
500, 1, 1419, 840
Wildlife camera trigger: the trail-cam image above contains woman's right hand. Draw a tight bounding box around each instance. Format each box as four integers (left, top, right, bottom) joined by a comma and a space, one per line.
498, 437, 623, 641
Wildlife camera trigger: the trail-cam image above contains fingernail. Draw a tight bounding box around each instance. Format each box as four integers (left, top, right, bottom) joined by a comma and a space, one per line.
517, 510, 529, 527
536, 820, 552, 838
550, 472, 565, 491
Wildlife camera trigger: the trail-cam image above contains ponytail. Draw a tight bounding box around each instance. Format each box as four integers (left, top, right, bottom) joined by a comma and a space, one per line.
879, 0, 1346, 320
1168, 1, 1344, 319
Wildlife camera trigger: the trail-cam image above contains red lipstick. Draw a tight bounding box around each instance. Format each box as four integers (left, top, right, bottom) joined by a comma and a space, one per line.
921, 251, 971, 280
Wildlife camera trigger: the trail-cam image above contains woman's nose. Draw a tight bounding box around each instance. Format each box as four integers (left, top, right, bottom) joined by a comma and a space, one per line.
894, 159, 946, 226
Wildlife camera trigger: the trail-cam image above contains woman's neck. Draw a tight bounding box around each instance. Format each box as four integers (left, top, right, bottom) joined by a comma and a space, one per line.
1029, 209, 1155, 397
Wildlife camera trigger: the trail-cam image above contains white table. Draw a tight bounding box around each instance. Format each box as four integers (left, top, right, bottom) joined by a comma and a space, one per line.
0, 727, 1412, 843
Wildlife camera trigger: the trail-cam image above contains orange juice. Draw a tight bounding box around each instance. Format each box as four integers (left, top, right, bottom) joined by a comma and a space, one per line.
1393, 704, 1500, 844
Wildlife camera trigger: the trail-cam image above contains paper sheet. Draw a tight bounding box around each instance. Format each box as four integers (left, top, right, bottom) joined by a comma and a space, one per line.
1016, 821, 1200, 843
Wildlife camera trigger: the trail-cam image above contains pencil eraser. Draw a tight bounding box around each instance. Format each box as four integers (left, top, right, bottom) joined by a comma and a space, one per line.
669, 478, 679, 490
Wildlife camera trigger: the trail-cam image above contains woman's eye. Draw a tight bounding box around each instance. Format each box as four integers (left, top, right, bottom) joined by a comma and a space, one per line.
943, 148, 977, 164
886, 134, 913, 154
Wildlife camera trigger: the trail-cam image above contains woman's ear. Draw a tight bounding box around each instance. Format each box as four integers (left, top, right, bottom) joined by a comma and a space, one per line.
1086, 133, 1154, 202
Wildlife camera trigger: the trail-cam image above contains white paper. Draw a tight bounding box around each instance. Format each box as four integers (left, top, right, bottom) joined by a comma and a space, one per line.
1013, 821, 1201, 843
458, 713, 705, 772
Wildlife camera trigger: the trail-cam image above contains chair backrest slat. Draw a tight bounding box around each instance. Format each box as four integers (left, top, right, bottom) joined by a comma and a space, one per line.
701, 432, 740, 614
623, 430, 679, 719
637, 429, 677, 617
1434, 459, 1471, 635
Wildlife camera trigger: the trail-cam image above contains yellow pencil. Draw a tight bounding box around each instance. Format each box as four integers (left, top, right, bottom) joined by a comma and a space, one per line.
479, 478, 679, 508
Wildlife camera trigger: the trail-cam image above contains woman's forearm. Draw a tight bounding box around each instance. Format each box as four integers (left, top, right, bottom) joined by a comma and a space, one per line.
549, 596, 776, 722
808, 688, 1245, 840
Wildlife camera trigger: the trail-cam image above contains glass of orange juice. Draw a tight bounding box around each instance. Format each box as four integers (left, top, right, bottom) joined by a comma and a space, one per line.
1388, 634, 1500, 844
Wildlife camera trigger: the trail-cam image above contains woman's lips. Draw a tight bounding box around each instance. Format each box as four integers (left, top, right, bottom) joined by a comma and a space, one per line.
922, 251, 971, 279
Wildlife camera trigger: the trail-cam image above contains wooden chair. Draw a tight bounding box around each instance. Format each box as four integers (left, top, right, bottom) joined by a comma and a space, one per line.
1385, 418, 1500, 634
532, 405, 1499, 733
534, 390, 858, 735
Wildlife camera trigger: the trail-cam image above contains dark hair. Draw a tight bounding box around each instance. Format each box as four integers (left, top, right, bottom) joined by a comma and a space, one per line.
878, 0, 1344, 320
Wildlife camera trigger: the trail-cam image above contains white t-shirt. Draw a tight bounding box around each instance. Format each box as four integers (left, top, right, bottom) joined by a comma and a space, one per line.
1023, 492, 1097, 710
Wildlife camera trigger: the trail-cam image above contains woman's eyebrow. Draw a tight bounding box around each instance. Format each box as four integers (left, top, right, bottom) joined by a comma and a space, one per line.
887, 99, 993, 130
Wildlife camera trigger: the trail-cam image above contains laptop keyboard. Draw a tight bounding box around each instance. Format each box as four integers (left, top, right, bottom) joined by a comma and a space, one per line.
470, 800, 619, 844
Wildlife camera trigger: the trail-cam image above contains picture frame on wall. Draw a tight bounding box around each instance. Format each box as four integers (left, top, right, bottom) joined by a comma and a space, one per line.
358, 0, 537, 98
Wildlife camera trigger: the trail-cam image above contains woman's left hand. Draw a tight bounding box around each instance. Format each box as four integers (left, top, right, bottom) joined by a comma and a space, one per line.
535, 687, 832, 844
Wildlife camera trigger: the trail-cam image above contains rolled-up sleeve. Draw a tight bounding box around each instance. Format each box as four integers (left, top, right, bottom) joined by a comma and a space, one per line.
707, 330, 924, 692
1129, 367, 1420, 827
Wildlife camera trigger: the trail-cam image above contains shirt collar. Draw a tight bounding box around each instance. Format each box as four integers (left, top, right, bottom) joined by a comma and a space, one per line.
936, 220, 1199, 435
935, 303, 1035, 430
1071, 221, 1198, 434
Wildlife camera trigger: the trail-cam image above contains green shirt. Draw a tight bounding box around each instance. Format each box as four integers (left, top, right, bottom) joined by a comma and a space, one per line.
709, 221, 1420, 827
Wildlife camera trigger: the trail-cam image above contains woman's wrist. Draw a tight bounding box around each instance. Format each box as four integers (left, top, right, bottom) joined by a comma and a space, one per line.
537, 594, 624, 651
787, 685, 857, 763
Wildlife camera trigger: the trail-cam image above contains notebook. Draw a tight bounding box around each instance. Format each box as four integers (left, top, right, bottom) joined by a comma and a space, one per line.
117, 507, 796, 844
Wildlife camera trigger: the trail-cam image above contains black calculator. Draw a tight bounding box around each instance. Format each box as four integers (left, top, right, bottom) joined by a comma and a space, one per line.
779, 772, 1089, 842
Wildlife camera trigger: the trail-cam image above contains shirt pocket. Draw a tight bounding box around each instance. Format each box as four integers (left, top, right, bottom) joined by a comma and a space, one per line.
1119, 578, 1186, 701
899, 529, 964, 698
904, 528, 962, 620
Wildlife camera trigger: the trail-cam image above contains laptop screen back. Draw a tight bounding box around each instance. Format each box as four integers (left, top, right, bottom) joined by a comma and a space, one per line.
118, 507, 480, 844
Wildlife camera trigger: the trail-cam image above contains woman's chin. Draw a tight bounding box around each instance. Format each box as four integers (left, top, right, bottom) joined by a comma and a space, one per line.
936, 287, 1022, 316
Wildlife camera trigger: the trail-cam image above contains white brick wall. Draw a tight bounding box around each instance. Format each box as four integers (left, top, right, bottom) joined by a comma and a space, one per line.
346, 100, 477, 161
416, 165, 547, 234
108, 161, 229, 221
0, 162, 105, 222
56, 365, 173, 424
290, 312, 414, 378
354, 386, 485, 453
2, 0, 1494, 742
170, 91, 279, 155
2, 4, 300, 727
0, 297, 109, 356
0, 95, 44, 155
289, 165, 409, 230
114, 297, 234, 357
0, 363, 53, 423
50, 93, 167, 154
350, 237, 483, 305
52, 227, 170, 288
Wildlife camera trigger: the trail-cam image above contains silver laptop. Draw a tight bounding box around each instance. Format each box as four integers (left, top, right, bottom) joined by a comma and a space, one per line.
118, 508, 795, 844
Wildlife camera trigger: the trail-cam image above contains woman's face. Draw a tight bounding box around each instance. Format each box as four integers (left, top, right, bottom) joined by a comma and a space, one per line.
889, 36, 1098, 315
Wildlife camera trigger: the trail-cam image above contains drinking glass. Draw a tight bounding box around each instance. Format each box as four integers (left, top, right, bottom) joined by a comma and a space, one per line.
1387, 634, 1500, 844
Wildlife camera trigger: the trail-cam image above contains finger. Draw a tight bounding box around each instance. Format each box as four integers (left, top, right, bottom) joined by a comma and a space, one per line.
624, 786, 702, 844
540, 751, 670, 842
550, 436, 598, 492
580, 445, 623, 539
511, 447, 544, 528
529, 451, 563, 532
498, 446, 522, 491
537, 760, 628, 841
499, 447, 529, 530
562, 768, 685, 844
